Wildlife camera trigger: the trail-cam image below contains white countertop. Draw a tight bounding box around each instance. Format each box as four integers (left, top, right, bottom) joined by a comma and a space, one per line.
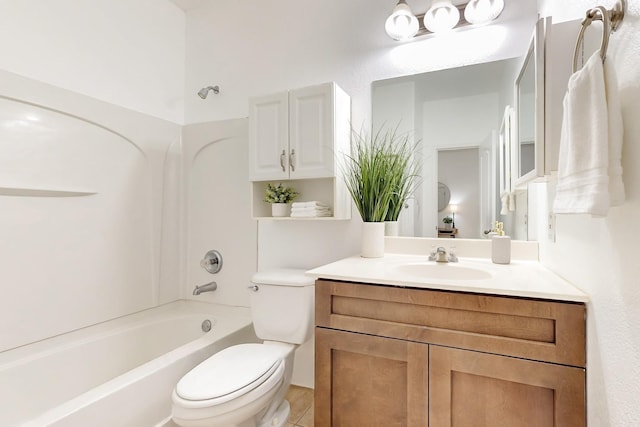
306, 254, 589, 303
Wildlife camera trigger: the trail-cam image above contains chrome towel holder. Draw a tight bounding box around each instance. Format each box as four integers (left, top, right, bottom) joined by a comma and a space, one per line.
572, 0, 626, 73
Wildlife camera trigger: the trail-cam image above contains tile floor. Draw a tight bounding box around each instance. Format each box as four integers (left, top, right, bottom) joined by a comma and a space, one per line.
285, 385, 314, 427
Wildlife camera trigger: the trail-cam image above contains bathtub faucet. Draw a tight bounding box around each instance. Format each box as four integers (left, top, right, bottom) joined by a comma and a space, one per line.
193, 281, 218, 295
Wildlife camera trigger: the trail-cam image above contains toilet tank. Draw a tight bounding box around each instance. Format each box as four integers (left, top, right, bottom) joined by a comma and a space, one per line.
250, 269, 315, 344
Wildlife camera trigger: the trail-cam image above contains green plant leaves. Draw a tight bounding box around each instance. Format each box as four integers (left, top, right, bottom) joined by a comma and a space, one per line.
264, 182, 298, 204
343, 125, 421, 222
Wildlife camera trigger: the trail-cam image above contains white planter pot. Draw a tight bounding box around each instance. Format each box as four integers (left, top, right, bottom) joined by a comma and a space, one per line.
384, 221, 399, 236
271, 203, 289, 217
361, 222, 385, 258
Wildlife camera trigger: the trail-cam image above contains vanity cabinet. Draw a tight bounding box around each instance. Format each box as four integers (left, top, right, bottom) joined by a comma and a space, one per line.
249, 82, 351, 219
314, 279, 586, 427
315, 328, 428, 427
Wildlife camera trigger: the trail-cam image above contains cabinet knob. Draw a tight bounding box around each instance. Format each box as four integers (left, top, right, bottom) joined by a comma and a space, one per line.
280, 149, 286, 172
289, 149, 296, 172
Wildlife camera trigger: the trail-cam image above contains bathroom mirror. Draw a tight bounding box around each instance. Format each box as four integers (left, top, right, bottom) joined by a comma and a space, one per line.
513, 18, 546, 188
372, 56, 531, 240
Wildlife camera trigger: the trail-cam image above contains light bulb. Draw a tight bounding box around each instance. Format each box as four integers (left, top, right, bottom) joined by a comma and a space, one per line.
423, 0, 460, 33
385, 0, 419, 41
464, 0, 505, 25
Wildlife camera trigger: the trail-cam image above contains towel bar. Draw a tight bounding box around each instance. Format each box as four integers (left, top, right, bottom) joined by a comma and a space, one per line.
572, 0, 626, 73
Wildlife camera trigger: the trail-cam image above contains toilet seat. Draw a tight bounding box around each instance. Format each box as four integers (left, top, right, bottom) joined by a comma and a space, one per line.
175, 343, 286, 408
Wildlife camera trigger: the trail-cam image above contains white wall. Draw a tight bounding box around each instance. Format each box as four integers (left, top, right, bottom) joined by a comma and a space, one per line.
0, 0, 186, 124
531, 2, 640, 426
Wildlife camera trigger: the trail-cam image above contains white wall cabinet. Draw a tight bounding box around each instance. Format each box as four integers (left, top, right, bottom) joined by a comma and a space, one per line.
249, 82, 351, 220
249, 82, 349, 180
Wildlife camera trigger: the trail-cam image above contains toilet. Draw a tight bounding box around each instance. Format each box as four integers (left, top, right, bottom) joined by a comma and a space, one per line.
171, 269, 315, 427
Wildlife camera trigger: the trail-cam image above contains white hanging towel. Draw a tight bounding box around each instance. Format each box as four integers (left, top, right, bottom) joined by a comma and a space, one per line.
553, 49, 624, 217
604, 56, 625, 206
500, 191, 516, 215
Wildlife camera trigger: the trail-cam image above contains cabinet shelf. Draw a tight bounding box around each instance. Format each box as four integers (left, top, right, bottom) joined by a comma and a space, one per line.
251, 178, 350, 220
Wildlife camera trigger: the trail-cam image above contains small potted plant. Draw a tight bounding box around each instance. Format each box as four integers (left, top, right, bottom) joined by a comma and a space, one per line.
264, 182, 298, 217
442, 216, 453, 231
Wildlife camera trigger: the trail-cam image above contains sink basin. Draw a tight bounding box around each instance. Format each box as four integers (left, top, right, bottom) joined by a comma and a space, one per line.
393, 263, 493, 281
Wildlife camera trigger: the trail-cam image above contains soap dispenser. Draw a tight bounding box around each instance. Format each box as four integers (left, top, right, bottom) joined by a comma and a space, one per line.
491, 221, 511, 264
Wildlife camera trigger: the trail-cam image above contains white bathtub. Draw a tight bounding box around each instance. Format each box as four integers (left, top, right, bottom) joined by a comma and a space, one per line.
0, 300, 258, 427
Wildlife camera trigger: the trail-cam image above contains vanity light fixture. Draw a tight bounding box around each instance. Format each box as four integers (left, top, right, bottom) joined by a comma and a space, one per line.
464, 0, 505, 25
385, 0, 505, 40
385, 0, 420, 41
423, 0, 460, 33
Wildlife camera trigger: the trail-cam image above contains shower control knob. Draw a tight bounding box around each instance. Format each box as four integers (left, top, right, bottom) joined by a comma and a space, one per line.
200, 250, 223, 274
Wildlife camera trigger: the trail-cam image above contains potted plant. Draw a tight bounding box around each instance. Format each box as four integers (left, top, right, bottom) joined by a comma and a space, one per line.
343, 125, 420, 256
264, 182, 298, 217
442, 216, 453, 231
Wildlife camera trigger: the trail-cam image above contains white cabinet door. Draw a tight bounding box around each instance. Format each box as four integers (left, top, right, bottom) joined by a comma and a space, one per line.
249, 92, 289, 181
289, 83, 335, 179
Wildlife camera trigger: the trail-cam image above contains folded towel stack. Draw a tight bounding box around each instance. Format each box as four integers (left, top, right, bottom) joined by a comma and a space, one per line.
290, 201, 332, 217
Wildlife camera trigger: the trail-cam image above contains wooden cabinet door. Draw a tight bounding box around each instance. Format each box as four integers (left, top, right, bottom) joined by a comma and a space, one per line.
289, 83, 335, 179
249, 91, 289, 181
430, 345, 585, 427
315, 327, 428, 427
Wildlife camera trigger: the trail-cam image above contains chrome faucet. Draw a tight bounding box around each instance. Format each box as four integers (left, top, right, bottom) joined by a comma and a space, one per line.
193, 281, 218, 295
428, 246, 458, 263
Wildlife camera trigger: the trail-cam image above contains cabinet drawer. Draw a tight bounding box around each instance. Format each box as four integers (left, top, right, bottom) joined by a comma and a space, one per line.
316, 279, 585, 367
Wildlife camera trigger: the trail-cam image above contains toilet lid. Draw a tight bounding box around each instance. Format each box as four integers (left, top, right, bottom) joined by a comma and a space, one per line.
176, 343, 285, 402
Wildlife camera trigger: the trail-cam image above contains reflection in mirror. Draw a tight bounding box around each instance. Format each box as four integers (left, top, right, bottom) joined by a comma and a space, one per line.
499, 106, 513, 195
517, 45, 536, 178
438, 148, 481, 238
437, 182, 450, 211
372, 58, 531, 240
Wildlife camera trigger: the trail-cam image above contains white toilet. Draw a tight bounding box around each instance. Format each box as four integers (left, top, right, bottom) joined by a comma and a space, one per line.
171, 269, 315, 427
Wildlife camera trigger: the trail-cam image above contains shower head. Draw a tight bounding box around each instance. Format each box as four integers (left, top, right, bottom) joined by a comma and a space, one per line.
197, 85, 220, 99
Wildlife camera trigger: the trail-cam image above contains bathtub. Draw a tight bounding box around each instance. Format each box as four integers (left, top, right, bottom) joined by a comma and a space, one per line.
0, 300, 258, 427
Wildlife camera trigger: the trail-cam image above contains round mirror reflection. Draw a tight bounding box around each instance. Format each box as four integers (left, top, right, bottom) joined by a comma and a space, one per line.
438, 182, 450, 212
